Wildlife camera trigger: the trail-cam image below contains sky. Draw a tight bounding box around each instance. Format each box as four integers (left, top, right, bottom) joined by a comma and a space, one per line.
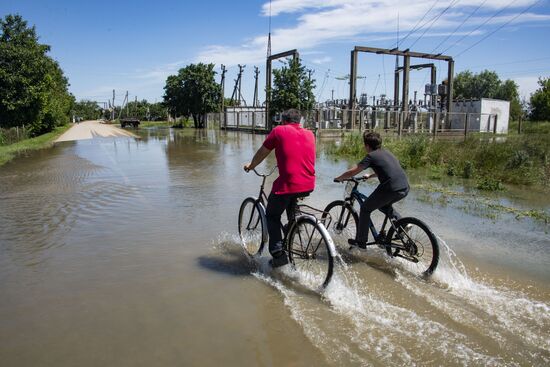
1, 0, 549, 107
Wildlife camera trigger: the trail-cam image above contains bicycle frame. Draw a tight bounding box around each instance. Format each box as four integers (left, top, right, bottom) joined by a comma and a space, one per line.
342, 179, 401, 247
248, 167, 337, 258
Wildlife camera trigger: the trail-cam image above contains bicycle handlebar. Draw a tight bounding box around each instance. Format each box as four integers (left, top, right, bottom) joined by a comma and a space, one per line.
250, 166, 277, 177
333, 176, 367, 183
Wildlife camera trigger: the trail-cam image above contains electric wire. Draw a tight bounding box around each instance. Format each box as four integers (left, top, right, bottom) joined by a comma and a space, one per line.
440, 0, 518, 55
455, 0, 543, 57
397, 0, 440, 47
408, 0, 461, 50
431, 0, 488, 53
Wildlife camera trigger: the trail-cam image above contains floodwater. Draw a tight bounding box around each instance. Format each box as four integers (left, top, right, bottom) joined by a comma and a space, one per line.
0, 127, 548, 366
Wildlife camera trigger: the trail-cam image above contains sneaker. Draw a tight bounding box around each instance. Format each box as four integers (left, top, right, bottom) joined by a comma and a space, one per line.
269, 252, 289, 268
347, 239, 367, 249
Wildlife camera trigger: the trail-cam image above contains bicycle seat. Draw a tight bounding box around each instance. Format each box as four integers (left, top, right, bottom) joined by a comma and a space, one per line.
296, 192, 311, 201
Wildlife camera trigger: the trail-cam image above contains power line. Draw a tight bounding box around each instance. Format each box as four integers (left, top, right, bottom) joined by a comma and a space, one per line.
431, 0, 488, 53
463, 56, 550, 69
440, 0, 518, 55
397, 0, 440, 47
455, 0, 543, 58
408, 0, 461, 50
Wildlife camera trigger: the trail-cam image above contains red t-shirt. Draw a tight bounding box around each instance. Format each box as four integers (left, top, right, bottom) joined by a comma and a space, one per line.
263, 123, 316, 195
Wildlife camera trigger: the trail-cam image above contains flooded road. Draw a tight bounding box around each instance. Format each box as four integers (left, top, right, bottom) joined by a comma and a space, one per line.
1, 128, 548, 366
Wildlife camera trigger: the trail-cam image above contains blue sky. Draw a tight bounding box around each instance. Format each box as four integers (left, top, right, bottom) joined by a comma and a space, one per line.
2, 0, 549, 106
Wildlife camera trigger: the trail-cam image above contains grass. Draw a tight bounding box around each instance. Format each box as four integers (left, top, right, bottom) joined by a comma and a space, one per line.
0, 124, 71, 166
138, 120, 171, 128
509, 120, 550, 135
327, 131, 550, 190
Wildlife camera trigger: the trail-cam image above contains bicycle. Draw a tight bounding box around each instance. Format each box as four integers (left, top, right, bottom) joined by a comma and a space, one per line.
322, 177, 439, 276
238, 167, 337, 289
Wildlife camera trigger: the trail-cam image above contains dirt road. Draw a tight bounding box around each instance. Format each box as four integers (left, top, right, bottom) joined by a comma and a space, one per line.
55, 120, 139, 142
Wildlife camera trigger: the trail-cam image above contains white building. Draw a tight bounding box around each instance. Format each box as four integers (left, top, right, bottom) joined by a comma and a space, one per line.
451, 98, 510, 134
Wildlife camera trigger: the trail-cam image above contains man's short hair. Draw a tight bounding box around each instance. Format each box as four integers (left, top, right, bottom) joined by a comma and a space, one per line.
363, 131, 382, 150
282, 109, 301, 123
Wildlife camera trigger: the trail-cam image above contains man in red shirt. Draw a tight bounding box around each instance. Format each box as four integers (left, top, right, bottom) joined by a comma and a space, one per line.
244, 109, 316, 267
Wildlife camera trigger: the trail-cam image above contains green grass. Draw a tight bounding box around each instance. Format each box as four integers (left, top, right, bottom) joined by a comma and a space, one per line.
509, 120, 550, 135
138, 120, 171, 128
327, 132, 550, 189
0, 124, 71, 166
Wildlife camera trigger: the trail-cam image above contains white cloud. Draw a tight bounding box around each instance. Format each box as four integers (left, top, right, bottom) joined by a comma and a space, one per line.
312, 56, 332, 64
199, 0, 546, 66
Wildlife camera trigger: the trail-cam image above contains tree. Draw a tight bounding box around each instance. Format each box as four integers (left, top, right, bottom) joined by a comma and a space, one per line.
269, 58, 315, 120
0, 14, 72, 135
163, 63, 221, 128
453, 70, 522, 120
530, 77, 550, 121
73, 100, 102, 120
495, 79, 522, 121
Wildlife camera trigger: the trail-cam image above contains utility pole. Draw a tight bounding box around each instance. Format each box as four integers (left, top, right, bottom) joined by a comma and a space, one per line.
111, 89, 115, 120
253, 66, 260, 107
237, 64, 246, 106
230, 64, 246, 106
220, 64, 226, 112
331, 89, 334, 102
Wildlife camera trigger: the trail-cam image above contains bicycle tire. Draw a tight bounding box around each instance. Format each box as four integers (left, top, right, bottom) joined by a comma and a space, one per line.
321, 200, 358, 250
287, 216, 334, 289
386, 217, 439, 276
238, 197, 266, 256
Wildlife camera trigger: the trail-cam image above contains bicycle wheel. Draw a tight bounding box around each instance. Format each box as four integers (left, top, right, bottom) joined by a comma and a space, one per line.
386, 217, 439, 276
287, 216, 334, 289
322, 200, 358, 250
238, 197, 266, 256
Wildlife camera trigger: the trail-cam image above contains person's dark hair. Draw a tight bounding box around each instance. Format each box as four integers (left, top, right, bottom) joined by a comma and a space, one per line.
281, 109, 301, 123
363, 131, 382, 150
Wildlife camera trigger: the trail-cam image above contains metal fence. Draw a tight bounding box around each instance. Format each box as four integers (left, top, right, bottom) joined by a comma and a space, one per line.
0, 126, 30, 145
304, 109, 499, 137
206, 108, 500, 137
207, 107, 268, 132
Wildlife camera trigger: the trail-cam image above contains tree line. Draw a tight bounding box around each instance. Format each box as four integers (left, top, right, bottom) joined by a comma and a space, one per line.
72, 99, 167, 121
0, 14, 73, 136
453, 70, 550, 121
161, 58, 316, 128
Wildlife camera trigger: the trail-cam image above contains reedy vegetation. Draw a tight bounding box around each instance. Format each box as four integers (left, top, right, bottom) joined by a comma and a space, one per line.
328, 127, 549, 190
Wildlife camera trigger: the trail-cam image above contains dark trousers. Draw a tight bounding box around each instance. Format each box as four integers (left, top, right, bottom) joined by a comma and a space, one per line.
356, 185, 409, 243
265, 191, 310, 257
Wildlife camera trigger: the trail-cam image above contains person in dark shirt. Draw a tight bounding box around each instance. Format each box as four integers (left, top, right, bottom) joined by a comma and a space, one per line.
334, 132, 409, 248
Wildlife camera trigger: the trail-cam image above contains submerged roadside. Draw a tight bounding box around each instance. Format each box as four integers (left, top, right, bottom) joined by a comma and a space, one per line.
0, 124, 72, 167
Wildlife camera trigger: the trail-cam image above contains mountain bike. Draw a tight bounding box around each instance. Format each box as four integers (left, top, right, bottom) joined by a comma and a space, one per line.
238, 167, 337, 288
322, 177, 439, 276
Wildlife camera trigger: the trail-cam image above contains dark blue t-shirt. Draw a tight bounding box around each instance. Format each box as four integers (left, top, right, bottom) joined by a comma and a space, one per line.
358, 149, 409, 191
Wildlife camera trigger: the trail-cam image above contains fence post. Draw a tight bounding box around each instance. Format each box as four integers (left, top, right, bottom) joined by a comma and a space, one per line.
433, 112, 439, 138
397, 112, 402, 136
464, 113, 469, 138
493, 114, 498, 134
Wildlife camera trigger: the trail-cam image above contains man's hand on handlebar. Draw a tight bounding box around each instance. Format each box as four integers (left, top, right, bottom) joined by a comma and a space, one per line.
243, 163, 252, 173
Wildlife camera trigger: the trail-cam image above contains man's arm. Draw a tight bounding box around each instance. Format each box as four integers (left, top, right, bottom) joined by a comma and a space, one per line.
334, 164, 364, 182
244, 145, 272, 172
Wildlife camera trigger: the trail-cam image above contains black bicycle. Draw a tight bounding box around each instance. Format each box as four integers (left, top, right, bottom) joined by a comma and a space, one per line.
322, 177, 439, 276
238, 167, 336, 289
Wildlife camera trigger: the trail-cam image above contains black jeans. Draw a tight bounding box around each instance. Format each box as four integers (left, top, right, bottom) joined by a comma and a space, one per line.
356, 185, 409, 243
265, 191, 311, 257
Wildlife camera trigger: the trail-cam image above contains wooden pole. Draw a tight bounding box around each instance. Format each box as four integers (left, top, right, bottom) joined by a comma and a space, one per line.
464, 113, 469, 138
